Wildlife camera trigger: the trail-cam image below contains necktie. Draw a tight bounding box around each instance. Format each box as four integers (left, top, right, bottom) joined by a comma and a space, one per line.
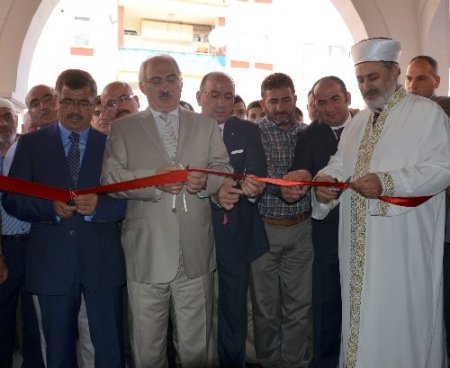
372, 108, 382, 126
334, 127, 344, 142
68, 132, 80, 186
160, 114, 177, 162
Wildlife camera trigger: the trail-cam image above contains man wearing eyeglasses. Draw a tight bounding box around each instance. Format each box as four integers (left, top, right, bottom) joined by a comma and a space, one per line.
101, 81, 140, 120
101, 54, 232, 367
3, 69, 127, 367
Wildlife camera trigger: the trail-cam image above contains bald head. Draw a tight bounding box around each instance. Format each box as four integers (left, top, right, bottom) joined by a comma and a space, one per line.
101, 81, 139, 119
25, 84, 57, 128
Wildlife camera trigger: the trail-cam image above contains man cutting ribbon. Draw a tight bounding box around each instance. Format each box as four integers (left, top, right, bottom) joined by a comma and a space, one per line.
313, 38, 450, 368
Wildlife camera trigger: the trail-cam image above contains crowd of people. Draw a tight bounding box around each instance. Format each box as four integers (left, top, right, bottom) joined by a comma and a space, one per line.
0, 37, 450, 368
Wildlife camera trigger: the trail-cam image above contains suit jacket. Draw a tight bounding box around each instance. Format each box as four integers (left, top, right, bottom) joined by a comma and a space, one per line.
101, 107, 232, 284
2, 125, 126, 295
212, 117, 269, 264
290, 119, 340, 226
432, 95, 450, 118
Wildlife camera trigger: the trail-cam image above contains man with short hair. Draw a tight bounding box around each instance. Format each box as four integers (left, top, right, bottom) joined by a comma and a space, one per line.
314, 38, 450, 367
405, 54, 450, 361
282, 75, 352, 368
405, 55, 450, 116
196, 71, 268, 368
25, 84, 58, 128
101, 54, 232, 367
246, 100, 265, 123
0, 98, 44, 368
252, 72, 313, 368
4, 69, 127, 367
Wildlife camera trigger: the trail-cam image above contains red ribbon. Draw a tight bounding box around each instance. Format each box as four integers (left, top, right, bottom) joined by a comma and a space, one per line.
0, 168, 432, 208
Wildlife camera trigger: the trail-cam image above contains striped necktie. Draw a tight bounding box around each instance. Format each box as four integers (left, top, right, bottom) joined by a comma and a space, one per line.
160, 114, 177, 162
68, 132, 80, 186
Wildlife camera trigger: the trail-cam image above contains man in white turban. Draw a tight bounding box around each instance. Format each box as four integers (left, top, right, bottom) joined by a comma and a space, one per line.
313, 37, 450, 367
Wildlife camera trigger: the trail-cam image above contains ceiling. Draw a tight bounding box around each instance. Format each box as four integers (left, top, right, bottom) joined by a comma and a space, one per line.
119, 0, 229, 26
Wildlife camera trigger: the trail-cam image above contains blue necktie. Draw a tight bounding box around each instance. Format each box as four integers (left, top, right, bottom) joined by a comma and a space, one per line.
68, 132, 80, 187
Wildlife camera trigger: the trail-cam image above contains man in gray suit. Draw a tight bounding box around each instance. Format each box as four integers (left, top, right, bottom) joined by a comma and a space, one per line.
101, 54, 232, 367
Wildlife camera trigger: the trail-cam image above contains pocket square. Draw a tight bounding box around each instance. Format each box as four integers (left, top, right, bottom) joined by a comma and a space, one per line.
231, 149, 244, 154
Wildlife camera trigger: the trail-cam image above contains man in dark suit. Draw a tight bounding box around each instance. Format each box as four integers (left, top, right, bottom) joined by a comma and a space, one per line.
196, 72, 268, 368
3, 69, 126, 368
281, 76, 352, 368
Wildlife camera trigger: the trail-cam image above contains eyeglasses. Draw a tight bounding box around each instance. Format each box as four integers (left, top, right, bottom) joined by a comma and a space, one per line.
104, 94, 136, 110
28, 95, 55, 109
59, 98, 94, 108
144, 74, 181, 87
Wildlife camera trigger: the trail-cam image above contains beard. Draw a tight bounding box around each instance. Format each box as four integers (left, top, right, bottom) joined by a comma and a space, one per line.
363, 79, 398, 109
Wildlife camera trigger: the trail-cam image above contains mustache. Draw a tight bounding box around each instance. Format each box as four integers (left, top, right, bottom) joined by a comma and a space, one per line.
67, 113, 84, 121
159, 91, 170, 99
363, 89, 379, 98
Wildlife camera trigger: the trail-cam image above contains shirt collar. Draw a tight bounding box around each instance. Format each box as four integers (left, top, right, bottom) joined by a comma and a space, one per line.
58, 122, 90, 143
148, 106, 180, 120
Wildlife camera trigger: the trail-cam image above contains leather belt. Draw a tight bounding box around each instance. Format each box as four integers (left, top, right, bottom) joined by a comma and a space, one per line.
2, 234, 29, 242
261, 212, 311, 227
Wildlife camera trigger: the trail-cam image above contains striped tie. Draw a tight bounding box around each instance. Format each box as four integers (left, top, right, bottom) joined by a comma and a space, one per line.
160, 114, 177, 162
68, 132, 80, 186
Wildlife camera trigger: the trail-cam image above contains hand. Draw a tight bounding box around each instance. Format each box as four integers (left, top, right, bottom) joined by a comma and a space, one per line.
156, 165, 184, 194
314, 174, 340, 203
0, 256, 8, 284
73, 193, 98, 215
280, 170, 312, 203
241, 175, 266, 198
214, 179, 243, 210
53, 201, 77, 219
186, 171, 207, 194
349, 108, 360, 117
350, 173, 382, 199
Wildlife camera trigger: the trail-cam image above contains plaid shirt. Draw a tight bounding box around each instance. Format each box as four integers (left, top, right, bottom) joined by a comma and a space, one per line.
258, 118, 310, 218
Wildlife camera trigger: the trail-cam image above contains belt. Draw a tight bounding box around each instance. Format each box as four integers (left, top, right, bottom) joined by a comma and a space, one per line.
261, 212, 311, 227
2, 234, 29, 242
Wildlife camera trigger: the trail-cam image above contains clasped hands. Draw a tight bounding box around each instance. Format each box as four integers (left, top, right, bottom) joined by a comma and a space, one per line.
215, 176, 266, 211
53, 193, 99, 219
156, 165, 207, 195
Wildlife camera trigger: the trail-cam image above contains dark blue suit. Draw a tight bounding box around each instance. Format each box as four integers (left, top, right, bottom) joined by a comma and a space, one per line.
212, 117, 269, 368
290, 120, 342, 368
3, 125, 126, 368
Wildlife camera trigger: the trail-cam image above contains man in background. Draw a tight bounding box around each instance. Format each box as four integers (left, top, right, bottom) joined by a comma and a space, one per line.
25, 84, 58, 128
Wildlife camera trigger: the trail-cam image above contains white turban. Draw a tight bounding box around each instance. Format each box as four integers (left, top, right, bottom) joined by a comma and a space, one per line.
351, 38, 401, 65
0, 98, 16, 113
